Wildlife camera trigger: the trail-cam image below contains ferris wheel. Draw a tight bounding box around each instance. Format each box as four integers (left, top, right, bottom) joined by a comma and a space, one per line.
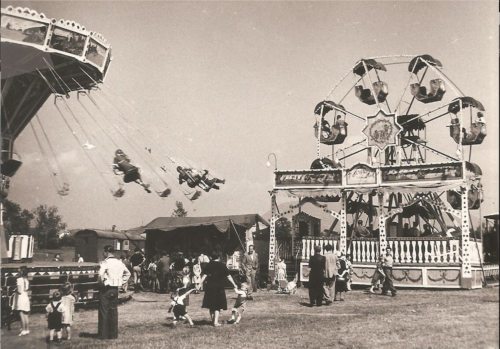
310, 54, 486, 233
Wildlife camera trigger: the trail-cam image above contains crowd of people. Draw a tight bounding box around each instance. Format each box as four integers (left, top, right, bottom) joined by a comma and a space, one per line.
9, 243, 397, 342
307, 244, 397, 307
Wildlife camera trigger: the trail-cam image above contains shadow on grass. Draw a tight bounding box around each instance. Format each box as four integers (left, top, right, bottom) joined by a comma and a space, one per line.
299, 302, 313, 307
79, 332, 100, 339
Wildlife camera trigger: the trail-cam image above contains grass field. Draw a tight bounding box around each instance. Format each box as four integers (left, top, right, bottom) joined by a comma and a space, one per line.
1, 286, 498, 349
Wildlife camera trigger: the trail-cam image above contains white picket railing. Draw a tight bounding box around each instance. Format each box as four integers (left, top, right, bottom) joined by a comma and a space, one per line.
301, 237, 482, 265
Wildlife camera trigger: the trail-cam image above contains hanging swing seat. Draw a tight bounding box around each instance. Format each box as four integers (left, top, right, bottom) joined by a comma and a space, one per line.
410, 79, 446, 103
0, 158, 22, 177
355, 81, 388, 105
190, 190, 202, 201
157, 188, 171, 198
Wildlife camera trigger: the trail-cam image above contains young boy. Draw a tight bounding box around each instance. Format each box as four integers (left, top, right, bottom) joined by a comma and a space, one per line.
45, 291, 63, 342
369, 255, 386, 294
168, 287, 196, 326
227, 282, 248, 325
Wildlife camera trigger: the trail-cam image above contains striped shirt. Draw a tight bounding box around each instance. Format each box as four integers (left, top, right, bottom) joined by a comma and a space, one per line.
99, 256, 131, 287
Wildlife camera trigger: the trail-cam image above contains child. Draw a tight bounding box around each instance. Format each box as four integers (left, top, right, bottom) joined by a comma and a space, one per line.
334, 254, 349, 301
148, 258, 159, 292
45, 291, 63, 342
227, 282, 248, 325
61, 282, 77, 340
345, 254, 353, 291
369, 256, 386, 294
192, 262, 202, 293
168, 287, 196, 326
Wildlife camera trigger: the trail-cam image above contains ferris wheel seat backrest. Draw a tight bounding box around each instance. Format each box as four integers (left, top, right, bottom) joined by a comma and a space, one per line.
448, 118, 486, 145
410, 79, 446, 104
355, 81, 388, 105
320, 121, 348, 145
447, 189, 482, 210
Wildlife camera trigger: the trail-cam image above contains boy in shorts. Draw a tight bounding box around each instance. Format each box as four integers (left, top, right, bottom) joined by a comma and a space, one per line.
168, 287, 195, 326
227, 282, 248, 325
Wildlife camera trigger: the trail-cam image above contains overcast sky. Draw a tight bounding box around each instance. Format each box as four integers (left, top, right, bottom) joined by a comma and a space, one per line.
4, 0, 499, 230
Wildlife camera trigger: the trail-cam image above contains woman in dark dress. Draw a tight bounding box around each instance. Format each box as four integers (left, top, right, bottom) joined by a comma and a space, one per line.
201, 253, 238, 326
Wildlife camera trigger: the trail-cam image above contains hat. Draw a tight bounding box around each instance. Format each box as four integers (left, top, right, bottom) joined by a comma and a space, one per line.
314, 245, 322, 253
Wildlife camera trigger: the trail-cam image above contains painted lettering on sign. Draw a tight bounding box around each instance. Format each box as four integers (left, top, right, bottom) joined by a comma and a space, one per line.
381, 163, 463, 183
346, 164, 377, 185
275, 170, 342, 187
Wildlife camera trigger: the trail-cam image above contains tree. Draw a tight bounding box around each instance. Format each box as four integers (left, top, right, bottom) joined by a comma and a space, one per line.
3, 199, 34, 235
32, 205, 67, 249
275, 217, 292, 240
171, 201, 188, 217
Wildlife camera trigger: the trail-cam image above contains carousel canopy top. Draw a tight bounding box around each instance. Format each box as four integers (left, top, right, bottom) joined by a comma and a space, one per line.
143, 214, 269, 234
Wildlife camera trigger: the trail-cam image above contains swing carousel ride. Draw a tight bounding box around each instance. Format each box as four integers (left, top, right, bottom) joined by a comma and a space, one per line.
1, 6, 224, 204
268, 54, 494, 289
0, 6, 224, 307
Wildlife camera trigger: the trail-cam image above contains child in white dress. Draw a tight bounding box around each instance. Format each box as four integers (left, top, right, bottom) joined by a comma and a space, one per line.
14, 266, 30, 336
61, 282, 77, 340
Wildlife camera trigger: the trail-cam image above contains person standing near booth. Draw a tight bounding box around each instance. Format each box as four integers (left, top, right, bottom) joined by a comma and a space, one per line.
98, 245, 131, 339
241, 244, 259, 300
308, 245, 326, 306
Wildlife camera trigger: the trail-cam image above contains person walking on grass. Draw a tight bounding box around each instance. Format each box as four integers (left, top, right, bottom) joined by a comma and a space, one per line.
168, 286, 196, 326
98, 245, 131, 339
201, 252, 238, 326
227, 281, 248, 325
13, 266, 30, 336
381, 247, 397, 297
241, 244, 259, 300
369, 255, 386, 294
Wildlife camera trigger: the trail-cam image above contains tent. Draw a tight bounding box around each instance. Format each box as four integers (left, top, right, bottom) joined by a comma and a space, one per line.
143, 214, 269, 259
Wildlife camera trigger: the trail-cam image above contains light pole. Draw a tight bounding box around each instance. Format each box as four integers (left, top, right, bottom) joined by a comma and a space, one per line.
266, 153, 278, 170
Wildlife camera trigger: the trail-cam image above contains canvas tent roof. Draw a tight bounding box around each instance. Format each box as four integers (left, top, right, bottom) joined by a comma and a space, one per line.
143, 214, 269, 234
74, 229, 145, 241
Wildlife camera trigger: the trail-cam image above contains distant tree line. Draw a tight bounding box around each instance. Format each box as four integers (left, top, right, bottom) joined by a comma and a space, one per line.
3, 199, 68, 249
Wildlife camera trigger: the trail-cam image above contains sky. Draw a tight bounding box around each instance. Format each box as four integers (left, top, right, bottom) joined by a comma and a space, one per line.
3, 0, 499, 231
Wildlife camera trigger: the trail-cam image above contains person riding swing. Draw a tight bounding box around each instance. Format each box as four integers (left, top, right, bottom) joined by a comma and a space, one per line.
112, 149, 151, 193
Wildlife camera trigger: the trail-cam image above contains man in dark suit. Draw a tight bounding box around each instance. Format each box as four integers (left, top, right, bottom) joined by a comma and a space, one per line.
308, 245, 326, 306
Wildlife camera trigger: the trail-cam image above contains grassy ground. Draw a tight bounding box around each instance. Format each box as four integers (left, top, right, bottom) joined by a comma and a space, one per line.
1, 286, 498, 349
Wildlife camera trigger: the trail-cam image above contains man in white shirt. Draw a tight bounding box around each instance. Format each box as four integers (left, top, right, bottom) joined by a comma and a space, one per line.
98, 245, 131, 339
